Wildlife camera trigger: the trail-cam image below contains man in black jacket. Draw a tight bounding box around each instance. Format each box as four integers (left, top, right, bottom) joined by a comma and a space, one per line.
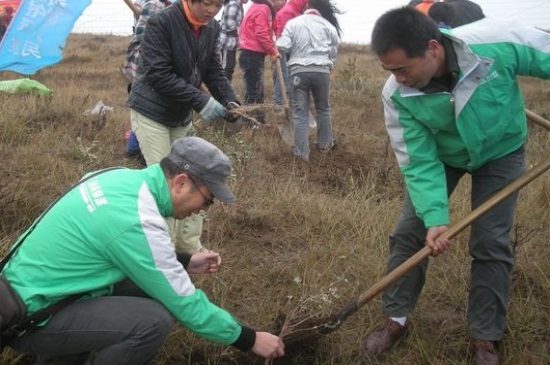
443, 0, 484, 27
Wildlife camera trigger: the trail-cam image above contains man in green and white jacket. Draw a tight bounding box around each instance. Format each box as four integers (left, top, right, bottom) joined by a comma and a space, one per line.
3, 137, 284, 364
364, 7, 550, 365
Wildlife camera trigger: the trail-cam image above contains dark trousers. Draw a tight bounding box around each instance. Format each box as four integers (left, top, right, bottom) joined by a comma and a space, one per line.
9, 280, 173, 365
239, 49, 266, 123
220, 48, 237, 83
382, 146, 525, 340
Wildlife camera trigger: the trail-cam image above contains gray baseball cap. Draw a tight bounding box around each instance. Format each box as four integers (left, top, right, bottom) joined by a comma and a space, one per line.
167, 137, 235, 203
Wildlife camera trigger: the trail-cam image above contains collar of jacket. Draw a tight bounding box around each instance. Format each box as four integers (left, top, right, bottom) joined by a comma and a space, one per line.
182, 0, 208, 30
303, 9, 321, 16
400, 31, 493, 96
145, 164, 174, 218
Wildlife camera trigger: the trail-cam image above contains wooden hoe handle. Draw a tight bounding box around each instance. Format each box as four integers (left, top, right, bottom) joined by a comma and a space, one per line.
335, 109, 550, 324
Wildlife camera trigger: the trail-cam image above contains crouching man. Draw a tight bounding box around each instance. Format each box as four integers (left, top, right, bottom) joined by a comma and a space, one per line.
2, 136, 284, 364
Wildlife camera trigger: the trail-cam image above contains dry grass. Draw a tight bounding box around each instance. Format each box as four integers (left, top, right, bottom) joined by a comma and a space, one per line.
1, 35, 549, 365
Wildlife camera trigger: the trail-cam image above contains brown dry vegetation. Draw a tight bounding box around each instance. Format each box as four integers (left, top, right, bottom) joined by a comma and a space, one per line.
1, 34, 549, 365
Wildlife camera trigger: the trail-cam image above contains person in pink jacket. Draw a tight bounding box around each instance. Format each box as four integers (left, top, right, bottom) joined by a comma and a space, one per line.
272, 0, 308, 106
274, 0, 308, 38
238, 0, 279, 125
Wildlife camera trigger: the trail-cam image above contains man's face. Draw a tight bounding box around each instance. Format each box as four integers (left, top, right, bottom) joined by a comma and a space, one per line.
379, 41, 441, 89
171, 174, 215, 220
187, 0, 224, 22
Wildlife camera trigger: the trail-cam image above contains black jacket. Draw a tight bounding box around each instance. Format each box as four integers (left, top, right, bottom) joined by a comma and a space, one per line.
128, 2, 237, 127
446, 0, 484, 27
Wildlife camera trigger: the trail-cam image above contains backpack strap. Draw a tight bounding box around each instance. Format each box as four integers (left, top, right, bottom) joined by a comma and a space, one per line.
13, 293, 84, 337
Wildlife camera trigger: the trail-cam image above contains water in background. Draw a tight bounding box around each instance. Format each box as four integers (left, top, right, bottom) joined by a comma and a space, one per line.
72, 0, 550, 44
71, 0, 402, 44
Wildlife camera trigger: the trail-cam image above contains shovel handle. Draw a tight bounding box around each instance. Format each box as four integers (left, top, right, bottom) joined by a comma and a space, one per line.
275, 58, 290, 111
122, 0, 141, 18
274, 57, 295, 145
335, 109, 550, 323
355, 156, 550, 308
526, 108, 550, 130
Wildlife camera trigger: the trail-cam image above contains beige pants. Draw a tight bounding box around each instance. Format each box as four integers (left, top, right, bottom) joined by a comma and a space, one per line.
130, 109, 205, 253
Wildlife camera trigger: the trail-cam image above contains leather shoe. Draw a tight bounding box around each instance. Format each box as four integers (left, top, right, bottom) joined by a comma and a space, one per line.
364, 318, 409, 355
471, 340, 500, 365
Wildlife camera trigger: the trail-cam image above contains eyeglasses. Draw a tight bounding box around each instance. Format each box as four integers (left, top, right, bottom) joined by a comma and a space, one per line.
196, 187, 216, 208
190, 177, 216, 208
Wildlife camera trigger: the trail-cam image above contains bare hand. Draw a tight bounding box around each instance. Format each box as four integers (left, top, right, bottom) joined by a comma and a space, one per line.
187, 251, 221, 274
270, 53, 281, 62
426, 226, 451, 257
251, 332, 285, 359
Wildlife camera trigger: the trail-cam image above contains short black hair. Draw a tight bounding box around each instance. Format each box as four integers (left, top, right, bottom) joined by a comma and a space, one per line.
371, 6, 442, 58
428, 2, 454, 27
160, 157, 203, 188
160, 157, 185, 178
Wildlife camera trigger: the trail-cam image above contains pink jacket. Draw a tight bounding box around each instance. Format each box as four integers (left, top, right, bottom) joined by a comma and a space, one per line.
239, 3, 277, 56
274, 0, 308, 38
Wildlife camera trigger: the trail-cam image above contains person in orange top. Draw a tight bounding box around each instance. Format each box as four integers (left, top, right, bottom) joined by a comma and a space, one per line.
415, 0, 435, 14
128, 0, 241, 255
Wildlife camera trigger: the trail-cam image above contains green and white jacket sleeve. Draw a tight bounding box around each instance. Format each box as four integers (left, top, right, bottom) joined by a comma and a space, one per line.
382, 89, 449, 228
452, 19, 550, 79
104, 185, 255, 349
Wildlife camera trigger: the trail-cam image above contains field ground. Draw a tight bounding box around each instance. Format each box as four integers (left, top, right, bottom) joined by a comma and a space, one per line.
0, 34, 549, 365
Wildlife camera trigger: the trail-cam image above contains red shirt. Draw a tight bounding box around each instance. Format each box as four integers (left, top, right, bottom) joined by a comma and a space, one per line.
274, 0, 308, 38
239, 3, 277, 56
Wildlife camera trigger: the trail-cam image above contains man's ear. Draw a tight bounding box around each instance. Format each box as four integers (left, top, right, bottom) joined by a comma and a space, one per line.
171, 173, 191, 193
427, 39, 443, 57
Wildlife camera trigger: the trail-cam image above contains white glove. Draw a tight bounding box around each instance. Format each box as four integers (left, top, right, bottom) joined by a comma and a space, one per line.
199, 97, 225, 122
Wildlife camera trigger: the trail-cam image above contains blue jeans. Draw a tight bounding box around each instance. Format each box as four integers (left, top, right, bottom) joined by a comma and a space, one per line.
273, 55, 291, 105
382, 146, 525, 340
239, 49, 266, 123
291, 72, 333, 160
9, 280, 174, 365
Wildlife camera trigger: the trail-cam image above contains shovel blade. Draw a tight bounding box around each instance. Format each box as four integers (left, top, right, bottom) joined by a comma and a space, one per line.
277, 107, 294, 146
278, 122, 295, 146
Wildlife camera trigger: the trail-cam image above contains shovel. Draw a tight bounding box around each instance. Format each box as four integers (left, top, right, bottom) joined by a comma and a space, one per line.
526, 108, 550, 129
274, 58, 295, 146
281, 110, 550, 346
122, 0, 141, 18
274, 59, 317, 142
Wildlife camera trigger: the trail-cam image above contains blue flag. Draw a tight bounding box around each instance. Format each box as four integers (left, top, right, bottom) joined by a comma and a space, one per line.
0, 0, 91, 75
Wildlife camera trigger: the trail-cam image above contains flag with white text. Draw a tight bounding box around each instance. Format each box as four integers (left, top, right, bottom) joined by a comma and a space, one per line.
0, 0, 91, 75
